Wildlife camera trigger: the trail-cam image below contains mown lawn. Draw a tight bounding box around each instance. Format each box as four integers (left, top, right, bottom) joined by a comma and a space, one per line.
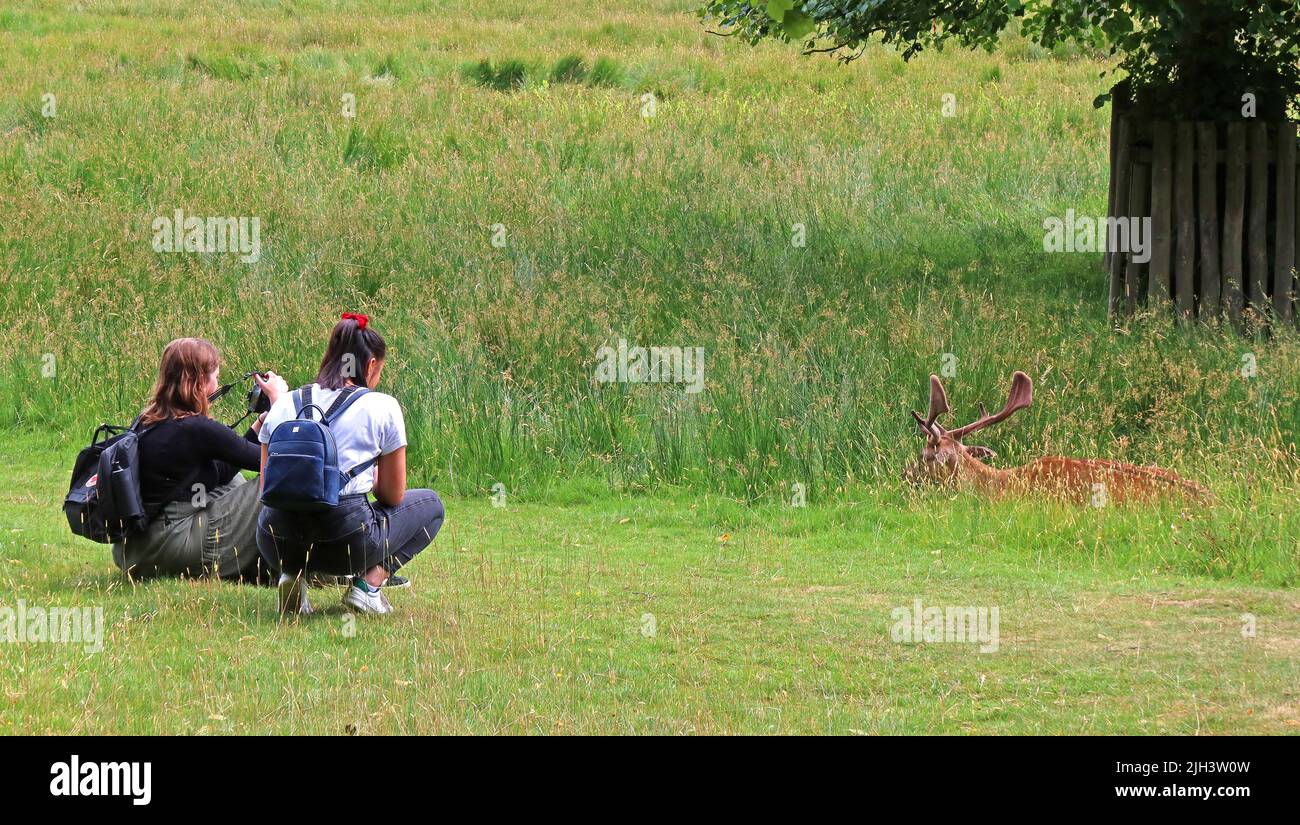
3, 434, 1297, 734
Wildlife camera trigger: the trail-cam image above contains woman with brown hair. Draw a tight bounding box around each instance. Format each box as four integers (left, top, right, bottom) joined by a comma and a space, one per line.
111, 337, 288, 583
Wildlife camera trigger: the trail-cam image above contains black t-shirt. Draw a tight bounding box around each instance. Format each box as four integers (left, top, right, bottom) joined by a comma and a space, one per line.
136, 415, 261, 511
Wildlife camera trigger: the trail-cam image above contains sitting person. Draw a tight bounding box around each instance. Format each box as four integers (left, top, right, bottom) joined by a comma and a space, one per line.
113, 338, 288, 583
255, 313, 445, 617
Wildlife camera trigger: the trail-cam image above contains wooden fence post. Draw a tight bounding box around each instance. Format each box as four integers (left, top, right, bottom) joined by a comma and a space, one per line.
1174, 122, 1196, 320
1149, 122, 1174, 306
1108, 116, 1131, 319
1274, 122, 1297, 323
1196, 122, 1221, 320
1248, 122, 1270, 313
1223, 123, 1247, 327
1125, 163, 1151, 314
1105, 103, 1119, 272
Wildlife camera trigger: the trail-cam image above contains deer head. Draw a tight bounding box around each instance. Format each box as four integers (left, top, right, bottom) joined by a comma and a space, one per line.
909, 371, 1033, 484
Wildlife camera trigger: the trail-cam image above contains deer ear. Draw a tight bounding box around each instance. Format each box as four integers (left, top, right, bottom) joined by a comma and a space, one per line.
964, 445, 997, 460
928, 375, 950, 421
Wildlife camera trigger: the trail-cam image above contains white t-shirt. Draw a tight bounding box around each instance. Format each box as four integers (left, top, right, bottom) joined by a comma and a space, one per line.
259, 384, 406, 495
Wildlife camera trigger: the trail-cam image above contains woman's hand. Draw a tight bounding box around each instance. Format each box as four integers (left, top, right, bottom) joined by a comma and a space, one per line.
255, 371, 289, 405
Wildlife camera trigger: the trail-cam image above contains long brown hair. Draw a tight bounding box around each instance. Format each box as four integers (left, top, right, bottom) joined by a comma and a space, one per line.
139, 338, 220, 426
316, 316, 387, 390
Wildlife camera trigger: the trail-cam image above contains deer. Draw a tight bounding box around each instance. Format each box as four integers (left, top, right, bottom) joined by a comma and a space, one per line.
906, 371, 1210, 504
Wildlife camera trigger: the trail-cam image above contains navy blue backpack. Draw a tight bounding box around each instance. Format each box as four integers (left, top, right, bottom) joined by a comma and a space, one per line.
261, 385, 379, 512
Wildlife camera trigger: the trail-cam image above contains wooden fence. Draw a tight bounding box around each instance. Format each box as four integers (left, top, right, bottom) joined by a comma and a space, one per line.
1106, 115, 1300, 325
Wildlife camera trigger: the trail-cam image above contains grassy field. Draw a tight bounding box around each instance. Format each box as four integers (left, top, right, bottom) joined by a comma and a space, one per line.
0, 1, 1297, 733
4, 433, 1299, 734
3, 0, 1298, 502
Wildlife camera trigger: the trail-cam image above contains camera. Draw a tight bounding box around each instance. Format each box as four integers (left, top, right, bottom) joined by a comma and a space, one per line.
208, 370, 273, 425
244, 373, 272, 415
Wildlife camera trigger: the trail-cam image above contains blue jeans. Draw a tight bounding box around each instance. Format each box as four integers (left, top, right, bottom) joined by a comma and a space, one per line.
256, 489, 444, 578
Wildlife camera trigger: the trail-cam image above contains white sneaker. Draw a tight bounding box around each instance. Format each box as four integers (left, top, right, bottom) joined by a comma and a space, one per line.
277, 573, 313, 618
342, 579, 393, 615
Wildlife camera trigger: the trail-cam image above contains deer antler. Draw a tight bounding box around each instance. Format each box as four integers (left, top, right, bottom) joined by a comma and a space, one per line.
947, 371, 1032, 441
910, 374, 950, 437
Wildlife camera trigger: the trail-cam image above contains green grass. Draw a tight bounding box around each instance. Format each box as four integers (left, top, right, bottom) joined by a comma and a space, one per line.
549, 54, 589, 85
3, 432, 1298, 734
4, 0, 1297, 507
0, 0, 1297, 733
464, 57, 529, 91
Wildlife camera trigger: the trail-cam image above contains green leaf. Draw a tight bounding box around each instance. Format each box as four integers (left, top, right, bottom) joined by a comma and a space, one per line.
766, 0, 794, 20
783, 9, 815, 40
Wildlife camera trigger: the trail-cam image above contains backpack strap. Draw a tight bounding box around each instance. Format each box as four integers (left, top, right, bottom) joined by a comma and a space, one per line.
312, 385, 347, 418
282, 384, 378, 482
343, 455, 379, 481
93, 423, 129, 445
321, 385, 358, 420
293, 386, 330, 422
322, 387, 379, 483
323, 386, 369, 425
128, 415, 160, 437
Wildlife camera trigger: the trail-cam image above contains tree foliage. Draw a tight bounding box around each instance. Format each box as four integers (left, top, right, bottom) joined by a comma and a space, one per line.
699, 1, 1300, 120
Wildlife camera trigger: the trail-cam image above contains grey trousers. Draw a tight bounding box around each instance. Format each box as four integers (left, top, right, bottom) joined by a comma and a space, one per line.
256, 489, 444, 578
112, 474, 275, 584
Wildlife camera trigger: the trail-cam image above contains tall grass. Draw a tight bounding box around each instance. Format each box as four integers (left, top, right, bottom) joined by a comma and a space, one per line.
0, 0, 1297, 516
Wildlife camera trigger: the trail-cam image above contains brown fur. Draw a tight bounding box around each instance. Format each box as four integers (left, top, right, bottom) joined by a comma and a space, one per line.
910, 371, 1210, 504
940, 447, 1210, 504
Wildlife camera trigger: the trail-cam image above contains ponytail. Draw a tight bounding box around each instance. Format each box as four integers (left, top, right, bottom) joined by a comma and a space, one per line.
316, 314, 388, 389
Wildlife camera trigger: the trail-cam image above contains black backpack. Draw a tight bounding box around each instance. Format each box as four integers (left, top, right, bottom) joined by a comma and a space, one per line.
64, 419, 156, 543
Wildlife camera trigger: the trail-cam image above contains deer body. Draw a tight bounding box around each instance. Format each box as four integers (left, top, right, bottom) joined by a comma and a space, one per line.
910, 371, 1208, 504
946, 450, 1209, 504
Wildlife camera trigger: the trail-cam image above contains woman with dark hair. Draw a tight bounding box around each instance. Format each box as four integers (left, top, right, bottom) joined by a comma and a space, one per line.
255, 314, 445, 616
113, 338, 288, 582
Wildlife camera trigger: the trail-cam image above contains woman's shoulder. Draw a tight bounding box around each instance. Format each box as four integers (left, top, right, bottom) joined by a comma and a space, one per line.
358, 389, 402, 414
268, 384, 398, 417
166, 413, 224, 431
150, 413, 228, 443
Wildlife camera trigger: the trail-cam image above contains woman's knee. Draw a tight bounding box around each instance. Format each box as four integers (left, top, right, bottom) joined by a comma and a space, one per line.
396, 488, 444, 521
413, 489, 445, 532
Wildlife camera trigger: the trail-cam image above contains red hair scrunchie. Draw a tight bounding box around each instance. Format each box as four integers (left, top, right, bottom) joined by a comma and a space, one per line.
341, 312, 369, 330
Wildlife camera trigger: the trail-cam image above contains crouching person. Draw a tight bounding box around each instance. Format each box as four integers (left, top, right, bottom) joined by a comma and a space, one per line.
113, 338, 288, 583
255, 314, 445, 617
